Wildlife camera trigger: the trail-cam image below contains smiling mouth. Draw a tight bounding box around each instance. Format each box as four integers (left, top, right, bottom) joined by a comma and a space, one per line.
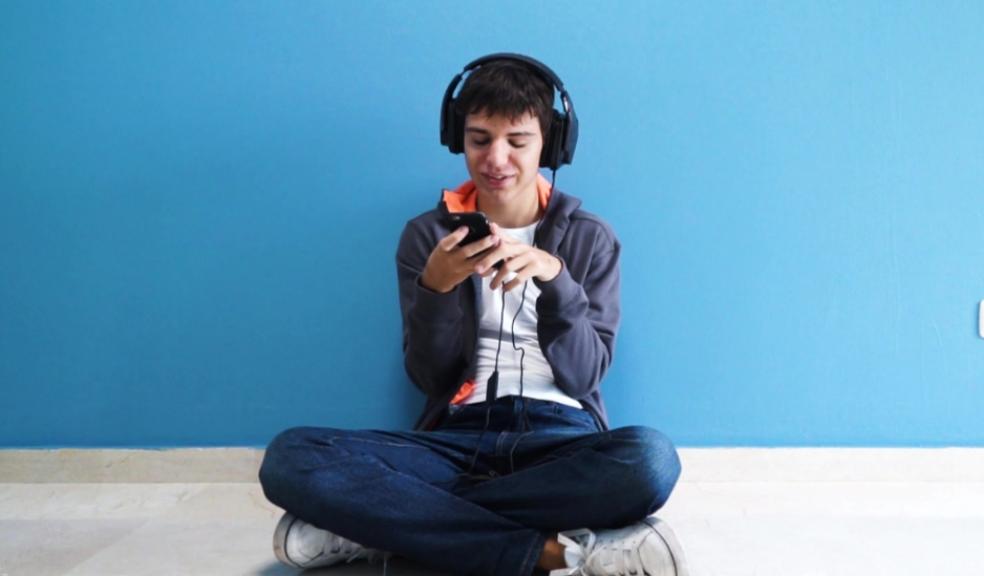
485, 174, 514, 183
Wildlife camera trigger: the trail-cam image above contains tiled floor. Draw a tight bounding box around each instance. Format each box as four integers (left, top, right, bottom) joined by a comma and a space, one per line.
3, 480, 984, 576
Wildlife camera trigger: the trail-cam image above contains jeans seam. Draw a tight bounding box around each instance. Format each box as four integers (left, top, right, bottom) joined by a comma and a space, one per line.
518, 530, 546, 576
329, 436, 432, 449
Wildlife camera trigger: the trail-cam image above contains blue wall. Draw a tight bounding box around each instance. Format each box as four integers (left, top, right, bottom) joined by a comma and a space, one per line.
2, 1, 982, 447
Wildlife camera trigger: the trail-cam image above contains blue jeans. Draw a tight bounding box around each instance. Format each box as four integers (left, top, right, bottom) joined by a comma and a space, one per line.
259, 396, 681, 576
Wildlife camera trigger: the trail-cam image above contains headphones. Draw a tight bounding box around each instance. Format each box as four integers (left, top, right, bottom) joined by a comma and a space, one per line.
440, 53, 579, 171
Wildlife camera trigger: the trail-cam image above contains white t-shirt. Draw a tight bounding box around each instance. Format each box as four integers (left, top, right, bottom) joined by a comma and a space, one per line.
465, 221, 582, 408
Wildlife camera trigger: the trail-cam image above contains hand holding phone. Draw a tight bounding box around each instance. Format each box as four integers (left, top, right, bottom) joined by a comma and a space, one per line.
420, 213, 502, 293
446, 211, 503, 268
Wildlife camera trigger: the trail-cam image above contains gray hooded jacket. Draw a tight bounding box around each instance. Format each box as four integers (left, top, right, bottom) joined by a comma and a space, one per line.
396, 187, 621, 431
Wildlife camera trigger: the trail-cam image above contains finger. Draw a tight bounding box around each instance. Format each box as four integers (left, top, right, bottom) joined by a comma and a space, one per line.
439, 227, 469, 252
489, 267, 510, 290
461, 233, 500, 259
503, 268, 535, 292
499, 254, 534, 289
478, 263, 498, 278
474, 245, 510, 274
501, 252, 541, 290
488, 255, 525, 290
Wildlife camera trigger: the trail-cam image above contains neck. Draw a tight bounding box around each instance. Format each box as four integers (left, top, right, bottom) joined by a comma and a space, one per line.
477, 187, 540, 229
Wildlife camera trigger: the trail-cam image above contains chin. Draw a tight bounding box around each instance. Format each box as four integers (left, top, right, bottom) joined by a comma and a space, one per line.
478, 186, 519, 206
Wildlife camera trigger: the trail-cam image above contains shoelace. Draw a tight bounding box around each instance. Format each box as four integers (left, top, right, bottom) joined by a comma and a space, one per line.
552, 529, 595, 576
554, 528, 648, 576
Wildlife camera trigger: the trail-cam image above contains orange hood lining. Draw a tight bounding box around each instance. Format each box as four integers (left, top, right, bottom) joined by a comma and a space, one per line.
442, 174, 552, 214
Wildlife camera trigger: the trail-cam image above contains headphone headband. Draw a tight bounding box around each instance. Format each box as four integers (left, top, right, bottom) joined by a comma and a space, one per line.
462, 53, 566, 91
440, 53, 578, 170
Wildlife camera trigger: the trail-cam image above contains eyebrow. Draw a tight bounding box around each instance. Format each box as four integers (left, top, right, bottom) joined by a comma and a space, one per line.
464, 127, 536, 137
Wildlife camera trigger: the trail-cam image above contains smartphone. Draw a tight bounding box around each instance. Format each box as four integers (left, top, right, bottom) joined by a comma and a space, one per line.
447, 211, 493, 246
446, 211, 503, 268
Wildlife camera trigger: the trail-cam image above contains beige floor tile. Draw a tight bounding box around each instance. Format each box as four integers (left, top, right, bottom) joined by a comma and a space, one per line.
0, 519, 147, 576
61, 519, 286, 576
664, 481, 984, 518
155, 483, 282, 521
669, 516, 984, 576
4, 481, 984, 575
0, 484, 204, 521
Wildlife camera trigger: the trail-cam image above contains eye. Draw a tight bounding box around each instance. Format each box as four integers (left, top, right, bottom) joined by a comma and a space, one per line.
470, 138, 490, 147
509, 141, 527, 148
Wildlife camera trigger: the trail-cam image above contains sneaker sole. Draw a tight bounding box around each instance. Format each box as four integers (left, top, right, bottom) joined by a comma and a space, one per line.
643, 517, 690, 576
273, 513, 303, 568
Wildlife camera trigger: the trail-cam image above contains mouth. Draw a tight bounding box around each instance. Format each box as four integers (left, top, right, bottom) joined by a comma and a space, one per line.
483, 173, 515, 187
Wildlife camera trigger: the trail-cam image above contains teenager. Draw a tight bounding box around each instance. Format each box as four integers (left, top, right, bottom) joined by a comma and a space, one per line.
259, 53, 688, 576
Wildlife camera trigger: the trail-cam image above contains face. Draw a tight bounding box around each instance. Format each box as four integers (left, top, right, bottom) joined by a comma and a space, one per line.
463, 110, 543, 210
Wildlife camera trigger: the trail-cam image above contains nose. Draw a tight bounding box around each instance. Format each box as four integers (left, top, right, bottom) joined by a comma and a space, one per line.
485, 139, 509, 170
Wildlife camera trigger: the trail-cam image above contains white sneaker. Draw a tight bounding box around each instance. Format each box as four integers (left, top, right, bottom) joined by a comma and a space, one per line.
550, 517, 689, 576
273, 512, 381, 569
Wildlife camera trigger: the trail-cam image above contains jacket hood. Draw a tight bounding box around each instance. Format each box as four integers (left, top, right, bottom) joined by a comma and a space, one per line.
441, 174, 555, 214
434, 174, 582, 255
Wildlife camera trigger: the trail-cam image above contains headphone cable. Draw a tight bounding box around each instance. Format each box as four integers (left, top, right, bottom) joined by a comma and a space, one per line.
466, 167, 558, 477
507, 167, 557, 472
463, 281, 508, 478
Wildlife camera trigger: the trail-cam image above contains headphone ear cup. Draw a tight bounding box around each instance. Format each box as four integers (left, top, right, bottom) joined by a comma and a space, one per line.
540, 110, 565, 169
444, 101, 464, 154
561, 107, 577, 165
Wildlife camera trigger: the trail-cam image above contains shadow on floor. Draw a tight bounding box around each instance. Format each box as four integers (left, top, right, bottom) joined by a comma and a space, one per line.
253, 558, 453, 576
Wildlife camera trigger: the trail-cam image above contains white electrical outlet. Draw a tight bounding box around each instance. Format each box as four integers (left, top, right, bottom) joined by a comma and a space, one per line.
980, 300, 984, 339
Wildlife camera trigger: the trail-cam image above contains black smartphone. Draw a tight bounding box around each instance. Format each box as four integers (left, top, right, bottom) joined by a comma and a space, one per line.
447, 211, 493, 246
446, 211, 503, 268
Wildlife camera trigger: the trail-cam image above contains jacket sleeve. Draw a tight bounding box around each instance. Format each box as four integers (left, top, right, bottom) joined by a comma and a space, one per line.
396, 219, 467, 399
533, 229, 621, 400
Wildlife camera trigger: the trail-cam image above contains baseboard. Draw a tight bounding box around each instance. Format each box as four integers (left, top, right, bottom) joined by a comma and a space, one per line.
2, 447, 983, 483
0, 448, 264, 483
677, 447, 984, 482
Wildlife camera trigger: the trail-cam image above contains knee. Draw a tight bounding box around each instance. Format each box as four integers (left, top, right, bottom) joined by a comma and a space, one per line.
611, 426, 682, 512
258, 426, 318, 495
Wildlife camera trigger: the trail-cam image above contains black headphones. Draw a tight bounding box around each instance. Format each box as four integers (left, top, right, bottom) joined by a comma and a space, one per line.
440, 53, 578, 171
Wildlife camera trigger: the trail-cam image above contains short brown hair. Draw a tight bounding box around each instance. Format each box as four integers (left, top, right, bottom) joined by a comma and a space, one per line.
454, 59, 554, 137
